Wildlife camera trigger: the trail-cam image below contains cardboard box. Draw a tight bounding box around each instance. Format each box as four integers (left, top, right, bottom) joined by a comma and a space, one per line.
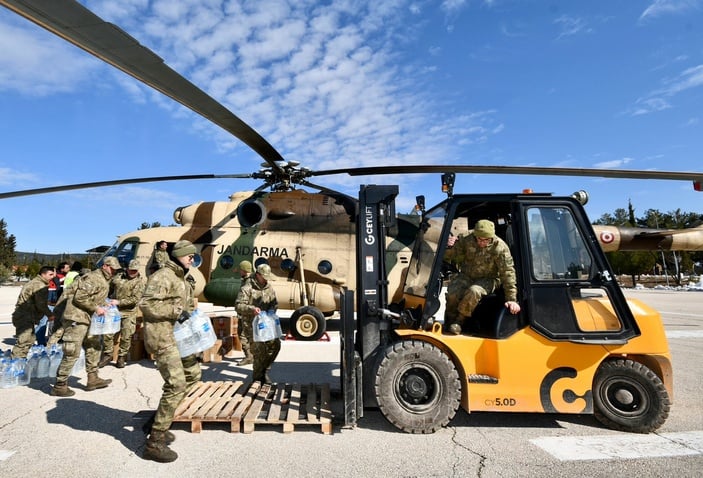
201, 339, 223, 363
210, 315, 238, 339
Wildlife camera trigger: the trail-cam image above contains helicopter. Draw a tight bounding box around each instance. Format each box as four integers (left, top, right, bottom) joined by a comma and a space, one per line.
1, 0, 702, 342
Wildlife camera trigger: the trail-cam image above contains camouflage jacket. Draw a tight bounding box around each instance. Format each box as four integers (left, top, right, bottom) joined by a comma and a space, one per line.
235, 277, 278, 320
154, 249, 169, 267
111, 272, 146, 317
12, 274, 53, 325
444, 233, 518, 301
140, 259, 194, 323
63, 268, 112, 325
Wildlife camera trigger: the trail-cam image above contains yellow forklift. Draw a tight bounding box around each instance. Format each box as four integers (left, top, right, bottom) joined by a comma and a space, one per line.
341, 183, 672, 434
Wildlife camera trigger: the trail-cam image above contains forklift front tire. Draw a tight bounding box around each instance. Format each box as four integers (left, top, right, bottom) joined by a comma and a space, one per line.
593, 358, 670, 433
374, 340, 461, 434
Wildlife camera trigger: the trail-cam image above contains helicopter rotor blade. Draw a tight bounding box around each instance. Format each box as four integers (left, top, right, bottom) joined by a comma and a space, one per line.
313, 165, 703, 184
0, 174, 253, 199
0, 0, 285, 173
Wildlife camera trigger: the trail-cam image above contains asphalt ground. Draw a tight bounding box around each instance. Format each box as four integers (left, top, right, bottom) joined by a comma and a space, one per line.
0, 285, 701, 477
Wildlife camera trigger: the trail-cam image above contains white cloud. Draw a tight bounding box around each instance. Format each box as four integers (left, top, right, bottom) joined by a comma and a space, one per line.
0, 167, 38, 186
640, 0, 702, 22
0, 20, 97, 96
630, 64, 703, 115
594, 157, 635, 169
553, 15, 592, 39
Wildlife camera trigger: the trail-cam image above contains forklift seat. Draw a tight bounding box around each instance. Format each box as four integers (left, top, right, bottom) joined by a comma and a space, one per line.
469, 290, 525, 339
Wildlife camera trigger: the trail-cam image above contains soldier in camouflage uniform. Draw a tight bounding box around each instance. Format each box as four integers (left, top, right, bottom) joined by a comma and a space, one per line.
236, 264, 280, 384
11, 266, 56, 359
236, 260, 255, 366
51, 257, 121, 397
140, 240, 201, 463
444, 219, 521, 335
110, 259, 147, 368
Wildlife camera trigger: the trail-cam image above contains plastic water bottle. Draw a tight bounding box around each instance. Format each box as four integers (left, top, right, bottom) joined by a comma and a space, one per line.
28, 352, 40, 378
71, 348, 85, 375
17, 358, 30, 386
106, 305, 122, 334
0, 359, 14, 389
49, 346, 63, 377
37, 351, 51, 378
173, 320, 198, 357
270, 311, 284, 338
190, 310, 216, 352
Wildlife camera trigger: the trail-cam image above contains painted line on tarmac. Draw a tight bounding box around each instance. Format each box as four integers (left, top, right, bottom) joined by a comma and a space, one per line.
0, 450, 16, 461
666, 330, 703, 339
531, 431, 703, 461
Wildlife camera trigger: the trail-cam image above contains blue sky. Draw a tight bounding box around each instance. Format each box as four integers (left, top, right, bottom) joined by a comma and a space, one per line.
1, 0, 702, 254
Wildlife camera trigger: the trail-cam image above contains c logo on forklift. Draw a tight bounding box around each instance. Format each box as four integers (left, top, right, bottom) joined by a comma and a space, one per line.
539, 367, 593, 413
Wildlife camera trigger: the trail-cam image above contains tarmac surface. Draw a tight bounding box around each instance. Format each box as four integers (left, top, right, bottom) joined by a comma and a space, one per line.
0, 284, 701, 477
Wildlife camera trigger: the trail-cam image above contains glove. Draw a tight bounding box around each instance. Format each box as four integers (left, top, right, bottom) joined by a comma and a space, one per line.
177, 310, 191, 324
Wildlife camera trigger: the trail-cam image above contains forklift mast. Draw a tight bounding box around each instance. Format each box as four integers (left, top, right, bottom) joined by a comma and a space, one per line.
341, 185, 399, 426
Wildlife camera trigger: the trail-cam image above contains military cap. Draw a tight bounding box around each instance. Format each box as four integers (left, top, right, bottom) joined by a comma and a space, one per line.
473, 220, 496, 239
172, 240, 197, 257
103, 256, 121, 269
239, 260, 253, 273
127, 259, 141, 270
256, 263, 273, 279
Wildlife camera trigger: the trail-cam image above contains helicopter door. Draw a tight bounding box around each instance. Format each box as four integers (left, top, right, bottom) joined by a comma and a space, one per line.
520, 203, 639, 343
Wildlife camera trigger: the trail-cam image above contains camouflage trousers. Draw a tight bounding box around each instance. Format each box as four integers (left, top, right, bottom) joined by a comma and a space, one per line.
152, 345, 201, 432
445, 276, 497, 325
252, 338, 281, 382
101, 332, 118, 357
117, 314, 137, 357
239, 315, 253, 359
56, 322, 102, 381
11, 316, 39, 359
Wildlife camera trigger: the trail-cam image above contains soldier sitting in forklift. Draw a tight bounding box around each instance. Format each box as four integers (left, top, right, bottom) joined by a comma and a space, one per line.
444, 219, 521, 335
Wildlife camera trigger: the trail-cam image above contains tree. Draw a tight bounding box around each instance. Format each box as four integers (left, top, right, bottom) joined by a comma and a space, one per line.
0, 218, 16, 268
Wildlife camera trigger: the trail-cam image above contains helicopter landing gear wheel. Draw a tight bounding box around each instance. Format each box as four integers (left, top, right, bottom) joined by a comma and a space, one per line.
289, 306, 326, 341
593, 359, 670, 433
374, 340, 460, 434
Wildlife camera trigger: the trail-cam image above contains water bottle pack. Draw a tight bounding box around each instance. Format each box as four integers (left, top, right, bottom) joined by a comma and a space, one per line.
88, 300, 122, 336
0, 344, 68, 389
253, 311, 282, 342
173, 309, 218, 358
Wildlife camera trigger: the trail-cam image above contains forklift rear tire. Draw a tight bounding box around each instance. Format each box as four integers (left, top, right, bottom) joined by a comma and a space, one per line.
374, 340, 461, 434
289, 306, 326, 341
593, 359, 670, 433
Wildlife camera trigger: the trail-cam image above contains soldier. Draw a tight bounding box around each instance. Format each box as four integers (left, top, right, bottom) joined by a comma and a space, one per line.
51, 257, 121, 397
140, 240, 201, 463
110, 259, 146, 369
444, 219, 521, 335
236, 260, 254, 366
153, 240, 169, 269
236, 263, 280, 384
11, 265, 56, 359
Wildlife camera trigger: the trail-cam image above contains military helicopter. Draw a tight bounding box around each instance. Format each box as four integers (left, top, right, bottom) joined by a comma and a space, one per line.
2, 0, 702, 341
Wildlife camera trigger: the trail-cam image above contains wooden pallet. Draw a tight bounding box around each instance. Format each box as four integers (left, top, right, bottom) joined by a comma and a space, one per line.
242, 383, 333, 434
172, 381, 333, 434
173, 380, 249, 432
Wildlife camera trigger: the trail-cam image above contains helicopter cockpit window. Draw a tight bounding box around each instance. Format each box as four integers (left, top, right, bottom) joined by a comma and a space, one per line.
219, 255, 234, 270
527, 207, 592, 281
403, 205, 447, 296
317, 260, 333, 275
100, 239, 137, 269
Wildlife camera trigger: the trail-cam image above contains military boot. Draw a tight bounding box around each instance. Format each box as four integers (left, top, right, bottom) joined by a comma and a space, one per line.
143, 430, 178, 463
86, 372, 112, 391
98, 354, 112, 368
115, 355, 127, 369
51, 380, 75, 397
238, 355, 253, 366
